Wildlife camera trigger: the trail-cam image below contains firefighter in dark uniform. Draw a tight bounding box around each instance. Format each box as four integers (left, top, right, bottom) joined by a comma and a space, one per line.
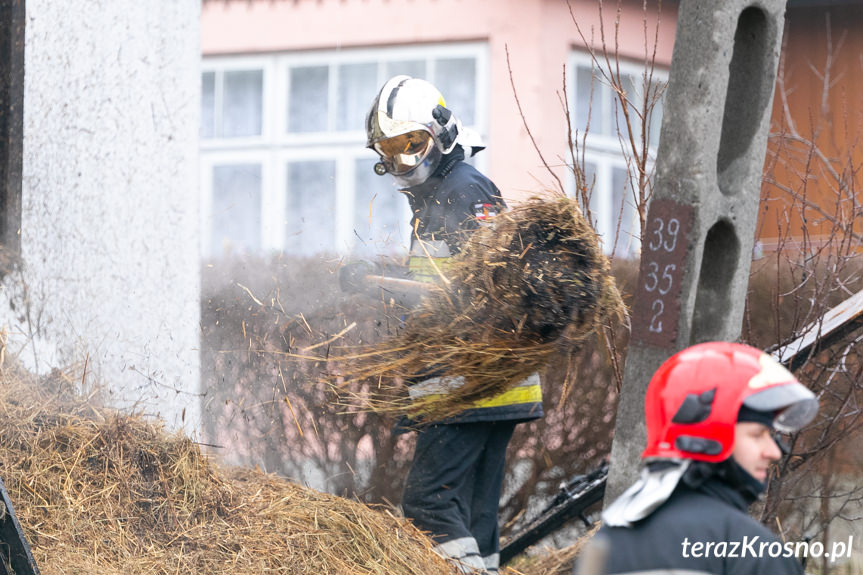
364, 75, 544, 574
575, 342, 819, 575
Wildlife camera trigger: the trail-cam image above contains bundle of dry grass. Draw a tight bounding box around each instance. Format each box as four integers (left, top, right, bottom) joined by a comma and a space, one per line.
334, 197, 626, 420
0, 364, 456, 575
503, 524, 599, 575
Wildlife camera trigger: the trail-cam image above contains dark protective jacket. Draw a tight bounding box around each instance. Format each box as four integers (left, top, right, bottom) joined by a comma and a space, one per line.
585, 476, 805, 575
403, 147, 504, 276
400, 146, 543, 424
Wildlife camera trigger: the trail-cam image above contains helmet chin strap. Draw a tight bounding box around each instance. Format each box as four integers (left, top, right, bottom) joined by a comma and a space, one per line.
719, 458, 767, 502
682, 458, 766, 505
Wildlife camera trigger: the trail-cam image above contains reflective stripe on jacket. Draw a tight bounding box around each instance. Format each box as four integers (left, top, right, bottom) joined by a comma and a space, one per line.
408, 373, 544, 423
402, 151, 543, 424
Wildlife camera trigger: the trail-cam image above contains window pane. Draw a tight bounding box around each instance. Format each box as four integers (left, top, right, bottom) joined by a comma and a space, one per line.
222, 70, 263, 138
584, 161, 601, 230
615, 73, 641, 142
285, 161, 337, 256
385, 60, 426, 81
288, 66, 329, 133
597, 71, 613, 137
648, 79, 665, 146
575, 65, 594, 135
201, 72, 215, 139
337, 63, 377, 132
435, 58, 476, 126
211, 164, 262, 255
353, 158, 406, 256
611, 166, 640, 257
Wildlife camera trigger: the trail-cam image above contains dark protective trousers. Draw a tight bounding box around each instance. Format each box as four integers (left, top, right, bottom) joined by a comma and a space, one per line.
401, 421, 517, 569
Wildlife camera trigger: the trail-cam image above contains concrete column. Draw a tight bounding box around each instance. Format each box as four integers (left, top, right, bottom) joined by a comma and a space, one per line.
605, 0, 788, 503
12, 0, 202, 434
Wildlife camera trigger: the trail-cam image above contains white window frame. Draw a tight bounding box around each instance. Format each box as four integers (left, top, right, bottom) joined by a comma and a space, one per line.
200, 149, 273, 256
200, 43, 490, 259
566, 52, 668, 258
582, 150, 643, 257
274, 147, 362, 254
201, 55, 276, 145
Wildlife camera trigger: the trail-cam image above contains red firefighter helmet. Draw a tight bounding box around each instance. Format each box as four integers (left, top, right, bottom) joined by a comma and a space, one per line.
642, 342, 818, 463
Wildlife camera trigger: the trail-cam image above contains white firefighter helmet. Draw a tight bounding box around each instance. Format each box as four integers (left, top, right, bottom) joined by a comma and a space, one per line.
365, 75, 465, 188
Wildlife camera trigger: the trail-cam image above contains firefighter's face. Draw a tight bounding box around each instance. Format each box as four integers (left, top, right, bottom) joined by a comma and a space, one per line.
732, 422, 782, 482
373, 130, 434, 175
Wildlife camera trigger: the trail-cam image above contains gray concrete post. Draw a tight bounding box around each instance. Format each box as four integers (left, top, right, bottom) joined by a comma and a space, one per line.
604, 0, 788, 503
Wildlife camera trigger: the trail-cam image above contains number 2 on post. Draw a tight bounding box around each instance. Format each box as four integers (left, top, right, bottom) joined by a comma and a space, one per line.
648, 299, 664, 333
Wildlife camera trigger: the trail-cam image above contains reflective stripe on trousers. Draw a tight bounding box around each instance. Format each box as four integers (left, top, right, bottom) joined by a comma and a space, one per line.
435, 538, 499, 574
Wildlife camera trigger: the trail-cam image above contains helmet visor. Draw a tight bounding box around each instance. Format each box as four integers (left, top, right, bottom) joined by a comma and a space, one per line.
743, 382, 819, 433
373, 130, 435, 175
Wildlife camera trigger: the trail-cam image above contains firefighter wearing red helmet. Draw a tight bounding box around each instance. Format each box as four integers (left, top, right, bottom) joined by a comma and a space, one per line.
575, 341, 818, 575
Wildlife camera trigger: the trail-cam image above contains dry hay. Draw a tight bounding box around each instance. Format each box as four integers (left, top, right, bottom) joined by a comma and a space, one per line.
502, 524, 600, 575
0, 364, 456, 575
333, 197, 626, 421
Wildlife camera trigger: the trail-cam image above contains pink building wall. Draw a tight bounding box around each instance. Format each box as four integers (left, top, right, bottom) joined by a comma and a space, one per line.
201, 0, 677, 202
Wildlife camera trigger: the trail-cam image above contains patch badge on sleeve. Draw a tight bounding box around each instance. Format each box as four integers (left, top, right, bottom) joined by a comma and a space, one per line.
474, 203, 498, 221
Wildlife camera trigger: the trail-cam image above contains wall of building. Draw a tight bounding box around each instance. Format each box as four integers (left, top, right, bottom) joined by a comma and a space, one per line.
759, 3, 863, 249
201, 0, 678, 202
4, 0, 202, 432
